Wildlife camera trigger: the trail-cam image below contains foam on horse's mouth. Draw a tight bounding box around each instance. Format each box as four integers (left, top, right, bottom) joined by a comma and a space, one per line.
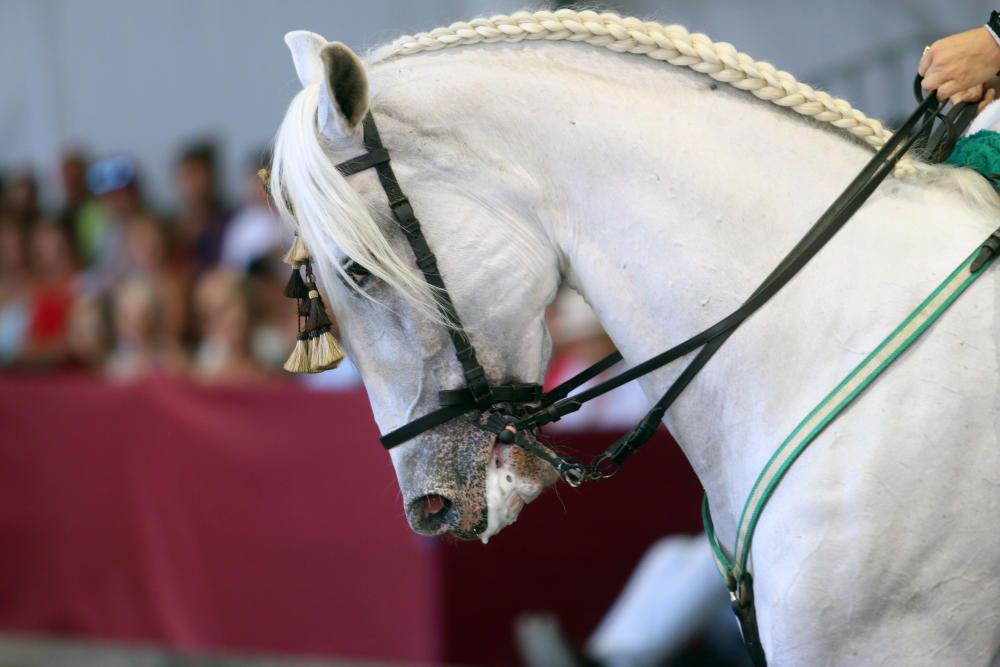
479, 444, 542, 543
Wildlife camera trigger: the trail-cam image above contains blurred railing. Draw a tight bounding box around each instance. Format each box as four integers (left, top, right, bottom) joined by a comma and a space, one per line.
0, 375, 702, 667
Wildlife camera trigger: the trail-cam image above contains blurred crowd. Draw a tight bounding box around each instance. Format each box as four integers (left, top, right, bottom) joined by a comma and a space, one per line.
0, 143, 296, 384
0, 141, 642, 421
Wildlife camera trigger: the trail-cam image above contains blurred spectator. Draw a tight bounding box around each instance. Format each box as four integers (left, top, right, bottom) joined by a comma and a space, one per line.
57, 149, 104, 266
104, 277, 185, 381
0, 139, 642, 402
5, 171, 41, 225
121, 216, 190, 350
220, 150, 289, 271
246, 256, 297, 371
59, 150, 89, 214
67, 295, 109, 370
0, 216, 30, 365
0, 144, 316, 385
19, 220, 77, 367
191, 268, 266, 383
85, 156, 148, 280
175, 140, 231, 269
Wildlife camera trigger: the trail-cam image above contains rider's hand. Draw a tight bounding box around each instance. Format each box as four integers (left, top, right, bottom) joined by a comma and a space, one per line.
919, 27, 1000, 101
979, 78, 1000, 114
960, 78, 1000, 114
953, 82, 984, 106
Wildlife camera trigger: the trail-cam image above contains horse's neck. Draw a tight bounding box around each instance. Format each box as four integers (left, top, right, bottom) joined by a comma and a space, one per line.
373, 42, 995, 543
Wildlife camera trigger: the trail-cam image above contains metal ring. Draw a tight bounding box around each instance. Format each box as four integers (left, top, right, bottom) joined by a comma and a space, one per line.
562, 467, 586, 487
593, 455, 620, 480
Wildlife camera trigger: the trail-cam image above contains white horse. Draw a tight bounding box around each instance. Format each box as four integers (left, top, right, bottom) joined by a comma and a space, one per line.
269, 11, 1000, 665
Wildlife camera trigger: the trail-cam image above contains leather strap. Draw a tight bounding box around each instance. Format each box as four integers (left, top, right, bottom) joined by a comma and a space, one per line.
438, 383, 542, 407
380, 405, 474, 450
539, 350, 623, 403
336, 147, 391, 176
731, 574, 767, 667
357, 113, 496, 411
380, 382, 543, 450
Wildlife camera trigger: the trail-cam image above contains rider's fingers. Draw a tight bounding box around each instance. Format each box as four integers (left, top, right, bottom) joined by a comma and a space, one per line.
979, 87, 997, 114
921, 69, 947, 92
956, 84, 983, 104
918, 46, 933, 76
936, 78, 964, 100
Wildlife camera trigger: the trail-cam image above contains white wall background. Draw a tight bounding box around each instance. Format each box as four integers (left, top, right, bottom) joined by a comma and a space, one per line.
0, 0, 993, 209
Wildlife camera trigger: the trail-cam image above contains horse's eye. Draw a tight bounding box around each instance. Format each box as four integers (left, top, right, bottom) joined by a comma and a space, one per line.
343, 260, 371, 288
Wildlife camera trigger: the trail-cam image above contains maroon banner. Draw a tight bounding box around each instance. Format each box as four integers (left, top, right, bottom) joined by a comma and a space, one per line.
0, 376, 702, 665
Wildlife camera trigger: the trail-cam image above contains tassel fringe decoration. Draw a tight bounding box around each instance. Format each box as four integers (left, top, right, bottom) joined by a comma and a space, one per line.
283, 334, 311, 373
312, 330, 345, 371
307, 290, 331, 330
284, 268, 308, 299
282, 254, 344, 374
282, 236, 311, 267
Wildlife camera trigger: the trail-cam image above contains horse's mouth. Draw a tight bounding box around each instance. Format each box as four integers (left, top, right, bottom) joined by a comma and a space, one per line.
477, 434, 557, 543
405, 427, 558, 542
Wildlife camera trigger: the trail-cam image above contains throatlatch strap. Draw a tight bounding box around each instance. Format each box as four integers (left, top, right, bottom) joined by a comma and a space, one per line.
703, 242, 997, 605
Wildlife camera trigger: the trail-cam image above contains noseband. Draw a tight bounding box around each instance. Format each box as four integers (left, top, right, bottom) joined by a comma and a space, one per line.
336, 84, 975, 488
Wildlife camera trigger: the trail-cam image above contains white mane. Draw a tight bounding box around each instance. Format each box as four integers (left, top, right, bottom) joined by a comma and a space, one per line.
271, 8, 1000, 321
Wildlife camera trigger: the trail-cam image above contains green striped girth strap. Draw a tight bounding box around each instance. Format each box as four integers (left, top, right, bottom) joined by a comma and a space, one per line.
703, 235, 999, 645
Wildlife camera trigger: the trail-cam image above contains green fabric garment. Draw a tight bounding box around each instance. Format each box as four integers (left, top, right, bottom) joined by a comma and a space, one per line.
945, 130, 1000, 185
74, 201, 108, 265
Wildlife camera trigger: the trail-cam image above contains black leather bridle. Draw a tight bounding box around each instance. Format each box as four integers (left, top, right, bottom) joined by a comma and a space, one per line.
335, 80, 975, 491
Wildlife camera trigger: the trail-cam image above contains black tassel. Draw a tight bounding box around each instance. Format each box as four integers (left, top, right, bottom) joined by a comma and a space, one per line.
307, 289, 332, 331
297, 296, 311, 318
284, 268, 308, 299
287, 263, 344, 374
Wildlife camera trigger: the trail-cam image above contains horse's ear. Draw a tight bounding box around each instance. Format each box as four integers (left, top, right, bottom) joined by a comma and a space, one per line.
284, 31, 328, 89
317, 42, 369, 139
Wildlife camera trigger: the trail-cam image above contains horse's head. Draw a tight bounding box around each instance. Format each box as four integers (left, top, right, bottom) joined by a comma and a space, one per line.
271, 34, 561, 540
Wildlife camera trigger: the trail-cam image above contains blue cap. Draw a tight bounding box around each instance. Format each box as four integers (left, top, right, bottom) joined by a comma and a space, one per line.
87, 156, 137, 195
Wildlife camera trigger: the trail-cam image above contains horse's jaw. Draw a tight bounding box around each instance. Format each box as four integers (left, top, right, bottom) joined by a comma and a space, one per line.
480, 440, 559, 544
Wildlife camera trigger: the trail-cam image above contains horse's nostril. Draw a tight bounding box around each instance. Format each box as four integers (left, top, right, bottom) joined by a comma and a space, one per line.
408, 494, 456, 535
422, 494, 447, 518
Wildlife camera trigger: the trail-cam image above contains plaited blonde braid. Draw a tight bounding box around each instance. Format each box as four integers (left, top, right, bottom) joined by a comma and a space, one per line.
376, 9, 917, 175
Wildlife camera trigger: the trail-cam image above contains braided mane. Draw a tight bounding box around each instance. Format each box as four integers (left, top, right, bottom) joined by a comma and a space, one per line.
373, 9, 915, 171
